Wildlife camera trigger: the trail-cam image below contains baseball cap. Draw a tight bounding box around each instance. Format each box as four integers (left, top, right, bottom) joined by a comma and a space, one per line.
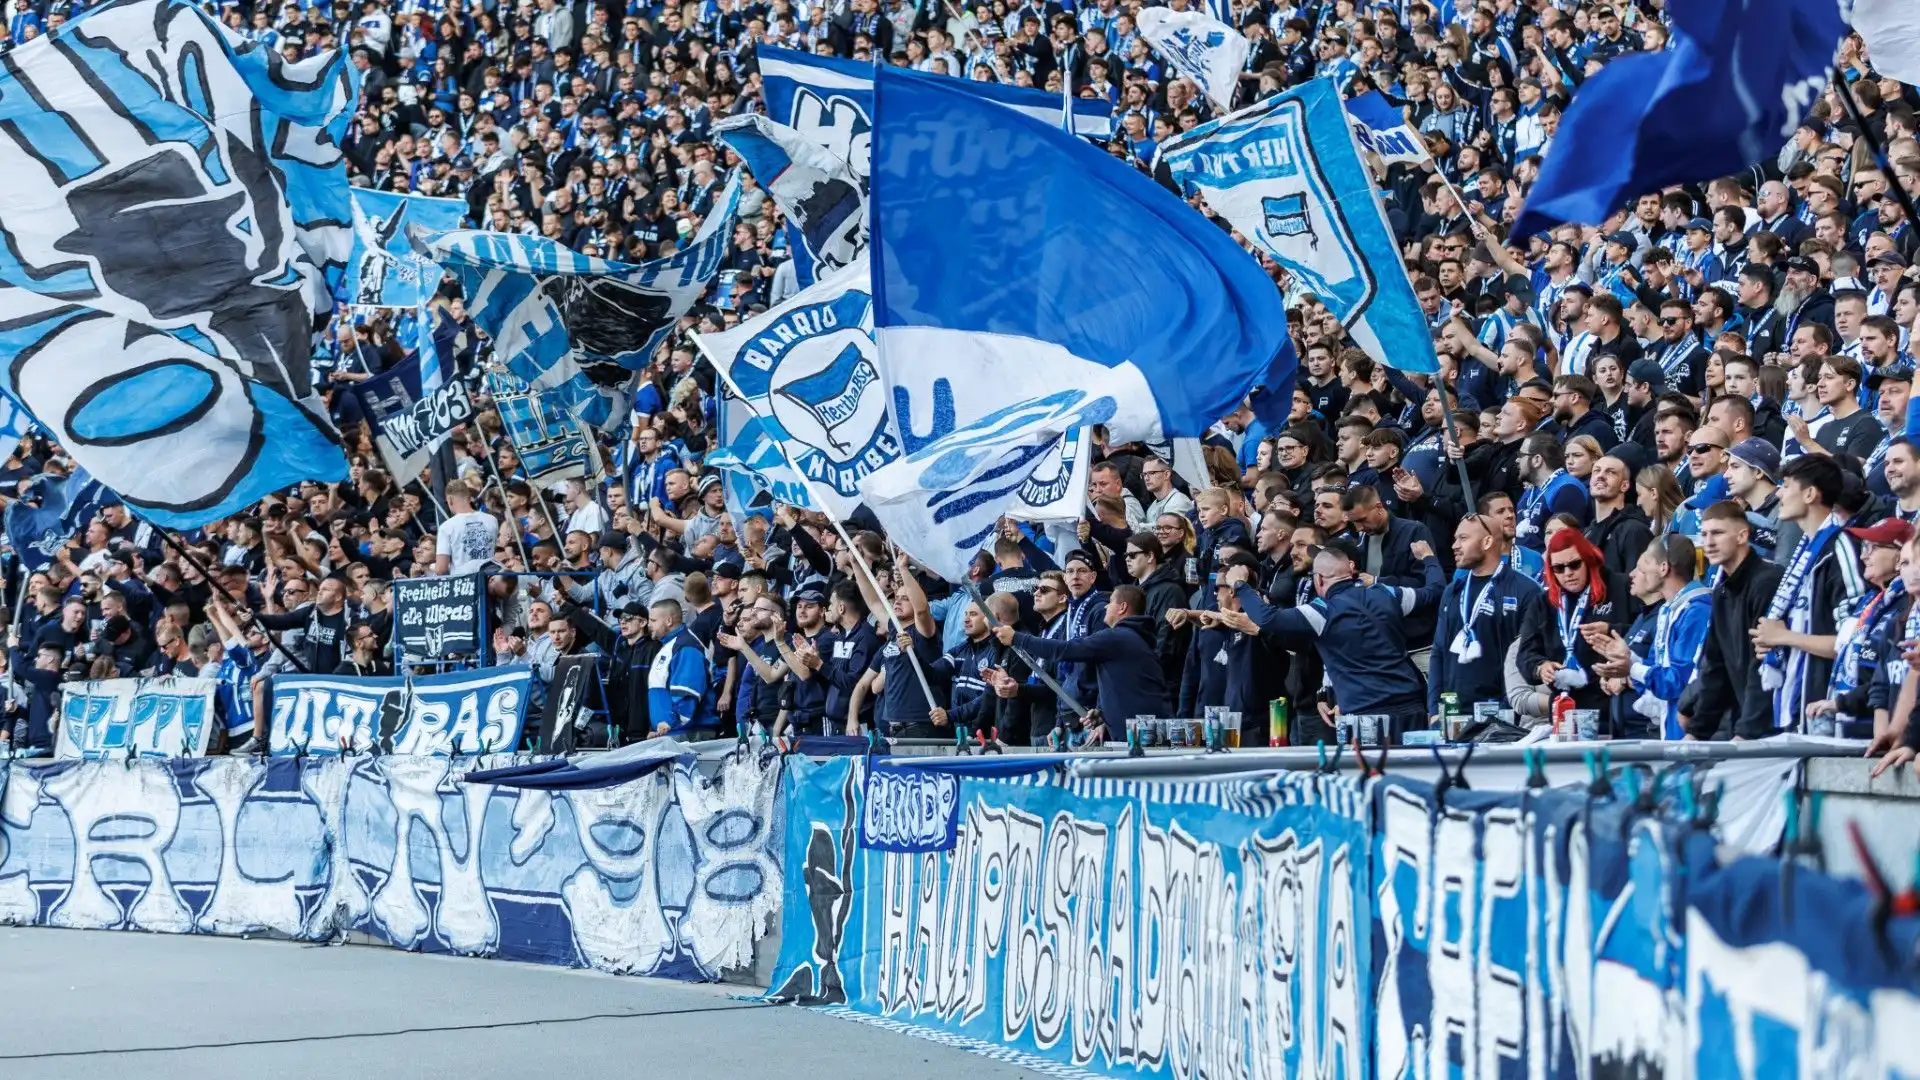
1625, 358, 1667, 390
597, 530, 627, 551
792, 586, 827, 606
1846, 518, 1914, 547
1684, 217, 1712, 233
1726, 437, 1780, 483
1869, 252, 1909, 268
1784, 255, 1820, 275
1602, 230, 1634, 248
711, 562, 742, 580
619, 599, 649, 618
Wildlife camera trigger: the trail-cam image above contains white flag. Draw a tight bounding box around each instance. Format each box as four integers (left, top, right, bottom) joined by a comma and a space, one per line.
1854, 0, 1920, 85
691, 257, 899, 519
859, 394, 1100, 583
1137, 8, 1249, 112
713, 114, 868, 277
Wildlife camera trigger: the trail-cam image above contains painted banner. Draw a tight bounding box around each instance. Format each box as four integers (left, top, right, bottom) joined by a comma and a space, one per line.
267, 667, 529, 756
392, 573, 484, 660
770, 760, 1920, 1080
55, 676, 217, 759
0, 750, 785, 980
346, 189, 466, 308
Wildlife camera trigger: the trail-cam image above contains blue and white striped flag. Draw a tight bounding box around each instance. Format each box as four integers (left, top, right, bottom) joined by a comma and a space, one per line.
0, 391, 33, 451
432, 172, 741, 429
1345, 91, 1432, 166
707, 389, 817, 518
0, 0, 355, 527
1161, 78, 1439, 374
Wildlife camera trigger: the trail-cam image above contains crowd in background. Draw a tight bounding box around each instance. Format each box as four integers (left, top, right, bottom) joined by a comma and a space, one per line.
1, 0, 1919, 774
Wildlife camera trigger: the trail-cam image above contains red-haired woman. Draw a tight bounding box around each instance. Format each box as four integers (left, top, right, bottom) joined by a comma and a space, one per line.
1522, 527, 1642, 723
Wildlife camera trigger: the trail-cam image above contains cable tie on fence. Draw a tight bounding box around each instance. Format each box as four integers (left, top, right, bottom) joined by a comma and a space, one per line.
1354, 736, 1387, 780
1584, 747, 1613, 799
1430, 743, 1472, 806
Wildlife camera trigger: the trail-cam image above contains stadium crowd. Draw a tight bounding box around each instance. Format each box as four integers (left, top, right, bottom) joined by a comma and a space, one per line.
1, 0, 1919, 774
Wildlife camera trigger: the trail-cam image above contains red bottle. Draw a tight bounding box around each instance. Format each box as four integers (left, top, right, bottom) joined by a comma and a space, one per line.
1552, 692, 1574, 739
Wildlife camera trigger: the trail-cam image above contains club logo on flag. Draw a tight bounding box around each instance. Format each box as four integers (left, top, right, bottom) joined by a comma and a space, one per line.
1263, 194, 1313, 241
1014, 425, 1081, 509
792, 88, 873, 182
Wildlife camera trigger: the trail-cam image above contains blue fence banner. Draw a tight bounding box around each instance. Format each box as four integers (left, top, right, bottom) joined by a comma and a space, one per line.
0, 752, 784, 979
769, 759, 1920, 1079
267, 667, 530, 756
53, 676, 217, 759
857, 762, 960, 853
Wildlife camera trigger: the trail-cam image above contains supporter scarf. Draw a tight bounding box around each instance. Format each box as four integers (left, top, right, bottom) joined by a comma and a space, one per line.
1831, 580, 1902, 701
1515, 469, 1568, 547
1759, 513, 1842, 728
1552, 589, 1590, 690
1889, 598, 1920, 688
1449, 567, 1502, 663
1634, 582, 1709, 737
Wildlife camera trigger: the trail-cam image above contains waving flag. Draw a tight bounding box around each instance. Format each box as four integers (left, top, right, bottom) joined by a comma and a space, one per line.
1160, 79, 1438, 374
1854, 0, 1920, 84
345, 189, 465, 308
5, 468, 118, 572
694, 257, 898, 519
1137, 7, 1249, 112
0, 392, 32, 454
0, 0, 355, 527
486, 374, 603, 486
714, 114, 867, 278
707, 388, 817, 518
1510, 0, 1846, 239
860, 396, 1096, 583
432, 172, 740, 429
872, 65, 1291, 463
1345, 91, 1431, 166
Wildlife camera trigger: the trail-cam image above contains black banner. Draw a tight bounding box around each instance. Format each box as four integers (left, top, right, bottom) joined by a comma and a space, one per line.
353, 351, 476, 481
537, 654, 604, 752
393, 573, 482, 660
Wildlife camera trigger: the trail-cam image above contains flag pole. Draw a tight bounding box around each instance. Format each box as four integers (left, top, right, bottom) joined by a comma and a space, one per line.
693, 340, 941, 729
147, 523, 312, 674
1832, 67, 1920, 243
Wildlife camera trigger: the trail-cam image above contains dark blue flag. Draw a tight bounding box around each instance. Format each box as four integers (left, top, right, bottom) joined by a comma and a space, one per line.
6, 468, 118, 572
1511, 0, 1845, 239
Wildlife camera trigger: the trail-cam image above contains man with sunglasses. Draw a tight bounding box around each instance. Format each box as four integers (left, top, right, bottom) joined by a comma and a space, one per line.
1651, 299, 1709, 397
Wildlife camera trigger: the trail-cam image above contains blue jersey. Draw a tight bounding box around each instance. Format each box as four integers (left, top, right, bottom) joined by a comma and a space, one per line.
215, 641, 261, 734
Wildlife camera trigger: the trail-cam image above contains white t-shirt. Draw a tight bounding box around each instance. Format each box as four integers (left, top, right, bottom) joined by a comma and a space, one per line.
567, 501, 608, 536
436, 511, 500, 576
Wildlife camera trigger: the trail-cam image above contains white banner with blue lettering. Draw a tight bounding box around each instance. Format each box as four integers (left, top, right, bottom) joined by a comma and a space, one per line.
54, 676, 217, 759
1136, 7, 1249, 111
859, 394, 1096, 582
345, 189, 465, 308
0, 750, 784, 980
1344, 91, 1432, 166
266, 667, 530, 757
1161, 78, 1440, 375
431, 172, 741, 429
770, 760, 1920, 1080
695, 257, 898, 519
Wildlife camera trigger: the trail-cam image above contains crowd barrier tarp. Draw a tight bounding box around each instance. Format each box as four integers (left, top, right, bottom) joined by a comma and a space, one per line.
768, 759, 1920, 1080
0, 749, 785, 980
55, 676, 218, 759
267, 667, 530, 756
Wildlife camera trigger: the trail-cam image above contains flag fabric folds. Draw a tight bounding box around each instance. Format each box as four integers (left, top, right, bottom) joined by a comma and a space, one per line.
1509, 0, 1846, 239
707, 389, 818, 518
1854, 0, 1920, 85
6, 468, 117, 572
870, 65, 1291, 457
1160, 79, 1438, 375
432, 172, 741, 429
350, 349, 474, 484
345, 189, 466, 309
693, 257, 898, 520
713, 114, 868, 279
0, 0, 355, 527
1136, 8, 1249, 112
488, 375, 604, 486
1345, 91, 1433, 166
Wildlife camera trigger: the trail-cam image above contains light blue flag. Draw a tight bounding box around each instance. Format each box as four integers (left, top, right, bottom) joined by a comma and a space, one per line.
707, 388, 817, 518
432, 171, 741, 429
0, 391, 32, 449
1345, 91, 1431, 165
345, 188, 465, 308
871, 65, 1292, 451
694, 257, 896, 519
1160, 78, 1439, 375
486, 373, 601, 485
0, 0, 354, 527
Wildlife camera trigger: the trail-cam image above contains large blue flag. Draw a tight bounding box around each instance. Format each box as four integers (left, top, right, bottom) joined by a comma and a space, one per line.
6, 468, 118, 572
1511, 0, 1845, 239
344, 188, 465, 308
1160, 79, 1439, 375
431, 171, 740, 430
0, 0, 354, 527
871, 65, 1292, 451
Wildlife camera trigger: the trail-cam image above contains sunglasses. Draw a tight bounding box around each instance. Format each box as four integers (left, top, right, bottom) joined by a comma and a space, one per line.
1688, 443, 1725, 454
1659, 316, 1685, 326
1125, 551, 1149, 559
1550, 560, 1585, 574
1034, 585, 1062, 595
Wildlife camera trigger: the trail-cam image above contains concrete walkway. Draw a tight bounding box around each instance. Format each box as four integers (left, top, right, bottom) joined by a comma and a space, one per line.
0, 928, 1052, 1080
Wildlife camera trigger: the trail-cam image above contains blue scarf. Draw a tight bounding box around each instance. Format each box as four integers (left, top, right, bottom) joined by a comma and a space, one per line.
1759, 514, 1843, 728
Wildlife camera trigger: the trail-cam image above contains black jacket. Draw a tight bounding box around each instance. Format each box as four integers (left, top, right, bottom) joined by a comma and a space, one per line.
1427, 567, 1551, 715
1690, 551, 1788, 739
1584, 505, 1654, 578
1237, 557, 1446, 718
1522, 569, 1640, 713
1013, 615, 1168, 723
1139, 560, 1190, 691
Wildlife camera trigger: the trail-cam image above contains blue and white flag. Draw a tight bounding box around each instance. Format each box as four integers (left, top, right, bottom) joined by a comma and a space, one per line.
350, 348, 473, 483
1854, 0, 1920, 84
0, 392, 32, 455
1161, 79, 1439, 374
714, 114, 867, 279
1136, 7, 1249, 112
345, 188, 465, 308
871, 66, 1292, 454
859, 393, 1097, 583
1510, 0, 1845, 239
0, 0, 355, 527
694, 257, 897, 519
433, 172, 741, 429
707, 388, 817, 518
487, 374, 603, 486
1345, 91, 1431, 166
5, 467, 119, 572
